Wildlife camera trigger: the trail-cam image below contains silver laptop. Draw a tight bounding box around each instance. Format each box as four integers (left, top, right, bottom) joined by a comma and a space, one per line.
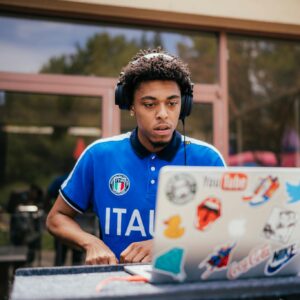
125, 166, 300, 283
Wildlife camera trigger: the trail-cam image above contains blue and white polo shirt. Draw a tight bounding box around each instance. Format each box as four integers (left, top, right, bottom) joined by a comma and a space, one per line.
60, 128, 226, 258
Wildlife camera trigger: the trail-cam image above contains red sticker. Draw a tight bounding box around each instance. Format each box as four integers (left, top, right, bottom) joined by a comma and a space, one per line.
222, 172, 248, 191
227, 244, 271, 279
195, 197, 221, 231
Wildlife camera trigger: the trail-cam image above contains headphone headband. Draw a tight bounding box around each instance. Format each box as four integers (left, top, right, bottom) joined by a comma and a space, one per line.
131, 53, 174, 64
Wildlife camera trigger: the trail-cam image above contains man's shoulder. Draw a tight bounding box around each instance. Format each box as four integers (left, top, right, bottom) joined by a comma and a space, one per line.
184, 136, 218, 152
87, 132, 131, 151
184, 136, 226, 165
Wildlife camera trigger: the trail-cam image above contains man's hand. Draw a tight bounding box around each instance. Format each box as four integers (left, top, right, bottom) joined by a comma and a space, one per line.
119, 239, 153, 263
46, 195, 118, 266
84, 236, 118, 265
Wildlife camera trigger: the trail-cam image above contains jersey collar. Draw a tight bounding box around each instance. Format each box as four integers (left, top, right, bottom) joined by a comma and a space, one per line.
130, 128, 182, 162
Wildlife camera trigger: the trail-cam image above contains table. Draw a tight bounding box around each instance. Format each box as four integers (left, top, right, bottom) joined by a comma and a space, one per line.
0, 246, 27, 299
10, 264, 300, 300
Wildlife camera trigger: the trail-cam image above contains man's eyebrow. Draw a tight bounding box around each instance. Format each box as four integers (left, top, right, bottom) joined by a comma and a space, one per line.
140, 94, 180, 101
141, 96, 157, 101
167, 95, 180, 100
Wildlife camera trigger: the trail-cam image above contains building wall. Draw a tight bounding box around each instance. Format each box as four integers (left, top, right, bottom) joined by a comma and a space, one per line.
0, 0, 300, 37
65, 0, 300, 26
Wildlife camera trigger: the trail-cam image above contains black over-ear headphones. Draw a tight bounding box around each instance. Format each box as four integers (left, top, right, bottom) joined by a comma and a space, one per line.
115, 53, 193, 120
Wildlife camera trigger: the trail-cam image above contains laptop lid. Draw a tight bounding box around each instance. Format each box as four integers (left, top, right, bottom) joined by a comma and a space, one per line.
125, 166, 300, 283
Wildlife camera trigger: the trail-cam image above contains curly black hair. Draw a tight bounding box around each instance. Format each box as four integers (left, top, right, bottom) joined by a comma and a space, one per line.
118, 47, 193, 109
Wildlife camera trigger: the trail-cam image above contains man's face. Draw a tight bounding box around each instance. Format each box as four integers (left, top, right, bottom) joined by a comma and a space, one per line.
132, 80, 181, 152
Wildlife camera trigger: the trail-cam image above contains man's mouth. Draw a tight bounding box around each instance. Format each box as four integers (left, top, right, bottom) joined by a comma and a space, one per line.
154, 124, 171, 131
153, 124, 171, 133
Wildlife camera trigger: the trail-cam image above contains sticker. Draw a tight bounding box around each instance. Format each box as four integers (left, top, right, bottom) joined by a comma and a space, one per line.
265, 243, 298, 275
109, 173, 130, 195
263, 208, 298, 244
195, 197, 221, 231
227, 244, 271, 279
221, 172, 248, 191
153, 247, 186, 281
243, 176, 279, 206
203, 175, 220, 188
228, 218, 246, 238
166, 173, 196, 205
286, 182, 300, 204
163, 215, 185, 239
199, 243, 235, 279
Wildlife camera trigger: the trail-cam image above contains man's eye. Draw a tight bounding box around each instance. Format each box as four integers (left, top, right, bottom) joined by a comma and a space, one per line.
168, 101, 178, 106
144, 103, 154, 108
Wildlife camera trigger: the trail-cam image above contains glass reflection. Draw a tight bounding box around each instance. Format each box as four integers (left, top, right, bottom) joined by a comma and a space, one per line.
228, 36, 300, 167
0, 92, 101, 200
0, 15, 217, 82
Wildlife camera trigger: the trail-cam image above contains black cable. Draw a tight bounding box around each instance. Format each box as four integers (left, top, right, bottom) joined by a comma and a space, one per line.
182, 118, 187, 165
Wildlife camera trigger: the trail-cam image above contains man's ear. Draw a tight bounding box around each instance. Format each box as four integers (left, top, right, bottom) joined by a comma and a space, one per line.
130, 106, 135, 117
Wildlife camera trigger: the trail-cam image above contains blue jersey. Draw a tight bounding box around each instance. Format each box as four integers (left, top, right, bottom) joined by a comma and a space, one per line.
60, 129, 226, 258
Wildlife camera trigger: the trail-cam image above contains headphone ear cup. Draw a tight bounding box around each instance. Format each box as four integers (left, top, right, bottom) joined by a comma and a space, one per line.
115, 83, 130, 110
180, 94, 193, 120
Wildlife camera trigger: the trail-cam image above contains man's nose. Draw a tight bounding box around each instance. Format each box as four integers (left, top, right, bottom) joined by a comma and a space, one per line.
156, 104, 168, 119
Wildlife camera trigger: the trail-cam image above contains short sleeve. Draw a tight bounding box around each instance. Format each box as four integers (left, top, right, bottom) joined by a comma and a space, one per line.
214, 155, 227, 167
59, 151, 93, 213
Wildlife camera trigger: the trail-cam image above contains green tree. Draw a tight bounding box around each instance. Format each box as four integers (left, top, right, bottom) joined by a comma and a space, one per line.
177, 34, 217, 83
228, 36, 300, 160
41, 33, 140, 76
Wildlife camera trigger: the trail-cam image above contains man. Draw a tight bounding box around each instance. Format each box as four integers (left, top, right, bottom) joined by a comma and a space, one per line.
46, 48, 226, 265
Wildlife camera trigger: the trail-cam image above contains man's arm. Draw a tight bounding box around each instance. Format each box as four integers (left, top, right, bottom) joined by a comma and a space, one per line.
46, 195, 118, 265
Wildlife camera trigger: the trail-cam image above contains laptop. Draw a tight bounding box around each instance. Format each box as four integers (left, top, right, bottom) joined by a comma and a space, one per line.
125, 166, 300, 283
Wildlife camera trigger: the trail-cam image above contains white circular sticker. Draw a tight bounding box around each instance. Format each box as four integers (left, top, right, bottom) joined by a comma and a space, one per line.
166, 173, 197, 205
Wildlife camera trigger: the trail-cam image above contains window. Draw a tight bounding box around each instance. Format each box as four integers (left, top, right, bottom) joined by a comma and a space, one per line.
0, 91, 101, 209
228, 36, 300, 167
0, 15, 217, 83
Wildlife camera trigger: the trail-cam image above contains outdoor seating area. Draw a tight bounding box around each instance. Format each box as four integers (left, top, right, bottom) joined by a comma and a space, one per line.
0, 206, 98, 299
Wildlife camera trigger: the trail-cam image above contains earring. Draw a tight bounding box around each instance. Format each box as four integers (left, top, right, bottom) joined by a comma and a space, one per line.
130, 110, 134, 117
